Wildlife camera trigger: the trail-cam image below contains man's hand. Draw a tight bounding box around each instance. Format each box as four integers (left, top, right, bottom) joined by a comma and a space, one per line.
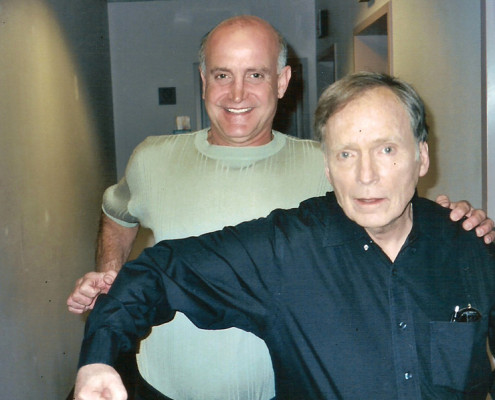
74, 364, 127, 400
436, 195, 495, 244
67, 270, 118, 314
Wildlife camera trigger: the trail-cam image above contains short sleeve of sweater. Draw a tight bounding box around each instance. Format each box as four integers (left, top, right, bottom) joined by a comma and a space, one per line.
101, 136, 161, 227
102, 176, 139, 227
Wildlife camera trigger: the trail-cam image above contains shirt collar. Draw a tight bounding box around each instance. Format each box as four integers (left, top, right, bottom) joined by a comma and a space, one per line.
322, 191, 456, 248
322, 192, 370, 247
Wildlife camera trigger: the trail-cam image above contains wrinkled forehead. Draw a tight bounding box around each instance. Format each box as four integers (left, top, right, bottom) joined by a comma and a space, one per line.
324, 88, 413, 147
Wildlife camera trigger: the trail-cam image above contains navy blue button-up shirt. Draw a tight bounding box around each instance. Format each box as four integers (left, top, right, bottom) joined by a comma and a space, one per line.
80, 193, 495, 399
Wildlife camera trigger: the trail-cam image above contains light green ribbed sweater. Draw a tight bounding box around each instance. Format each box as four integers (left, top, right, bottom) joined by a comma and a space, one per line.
103, 129, 331, 400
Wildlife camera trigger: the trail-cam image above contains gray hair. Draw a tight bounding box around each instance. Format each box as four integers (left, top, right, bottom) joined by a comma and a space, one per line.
314, 72, 428, 147
198, 15, 288, 74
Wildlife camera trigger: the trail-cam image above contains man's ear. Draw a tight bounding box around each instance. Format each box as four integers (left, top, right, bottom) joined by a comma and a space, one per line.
325, 165, 331, 184
418, 141, 430, 177
199, 67, 207, 100
277, 65, 292, 99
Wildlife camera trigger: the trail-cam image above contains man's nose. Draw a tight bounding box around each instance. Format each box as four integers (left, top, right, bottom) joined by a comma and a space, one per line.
358, 154, 379, 184
230, 79, 246, 103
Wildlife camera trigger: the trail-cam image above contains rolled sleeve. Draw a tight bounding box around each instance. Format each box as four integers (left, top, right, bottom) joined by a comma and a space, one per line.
77, 295, 138, 368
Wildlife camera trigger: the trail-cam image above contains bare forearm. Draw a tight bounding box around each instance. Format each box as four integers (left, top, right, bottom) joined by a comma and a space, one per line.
95, 212, 139, 272
67, 213, 139, 313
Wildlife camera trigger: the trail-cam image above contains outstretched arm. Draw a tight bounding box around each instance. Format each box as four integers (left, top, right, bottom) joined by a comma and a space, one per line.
77, 214, 282, 374
67, 213, 139, 314
436, 195, 494, 244
74, 364, 126, 400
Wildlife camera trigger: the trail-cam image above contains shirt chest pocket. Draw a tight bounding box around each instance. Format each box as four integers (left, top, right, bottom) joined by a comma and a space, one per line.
430, 321, 491, 393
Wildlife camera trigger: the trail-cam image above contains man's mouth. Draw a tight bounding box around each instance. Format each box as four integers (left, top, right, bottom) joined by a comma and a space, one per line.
226, 107, 252, 114
356, 198, 384, 205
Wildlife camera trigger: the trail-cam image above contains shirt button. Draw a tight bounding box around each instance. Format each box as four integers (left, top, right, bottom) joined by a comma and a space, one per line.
392, 268, 397, 276
398, 321, 407, 330
363, 244, 369, 251
404, 372, 413, 380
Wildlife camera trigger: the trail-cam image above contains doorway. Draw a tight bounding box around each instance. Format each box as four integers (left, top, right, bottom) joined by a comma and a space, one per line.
353, 2, 392, 74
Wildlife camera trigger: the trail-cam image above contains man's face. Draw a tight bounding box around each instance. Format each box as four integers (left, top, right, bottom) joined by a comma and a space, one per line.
324, 87, 429, 237
200, 22, 291, 146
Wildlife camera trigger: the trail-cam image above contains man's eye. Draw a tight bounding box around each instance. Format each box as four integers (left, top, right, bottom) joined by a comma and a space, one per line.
215, 73, 228, 79
250, 73, 263, 79
339, 152, 350, 159
383, 146, 393, 154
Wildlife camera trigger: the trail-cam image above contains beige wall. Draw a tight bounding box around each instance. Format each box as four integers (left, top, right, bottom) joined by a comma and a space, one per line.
327, 0, 483, 207
0, 0, 115, 397
393, 1, 482, 206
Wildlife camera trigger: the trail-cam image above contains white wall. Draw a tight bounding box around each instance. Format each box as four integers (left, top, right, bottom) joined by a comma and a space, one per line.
108, 0, 319, 177
326, 0, 484, 207
0, 0, 115, 397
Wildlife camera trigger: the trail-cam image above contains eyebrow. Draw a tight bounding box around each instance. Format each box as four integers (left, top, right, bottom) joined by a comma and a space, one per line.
330, 136, 402, 152
209, 67, 272, 75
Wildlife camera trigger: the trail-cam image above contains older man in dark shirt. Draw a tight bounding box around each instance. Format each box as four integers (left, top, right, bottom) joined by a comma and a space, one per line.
74, 73, 495, 400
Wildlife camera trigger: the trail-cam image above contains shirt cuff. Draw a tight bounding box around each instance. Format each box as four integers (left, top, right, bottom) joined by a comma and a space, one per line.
77, 327, 121, 369
77, 294, 138, 369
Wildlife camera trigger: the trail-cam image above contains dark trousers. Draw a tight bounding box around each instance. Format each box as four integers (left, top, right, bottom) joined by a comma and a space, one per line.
134, 372, 173, 400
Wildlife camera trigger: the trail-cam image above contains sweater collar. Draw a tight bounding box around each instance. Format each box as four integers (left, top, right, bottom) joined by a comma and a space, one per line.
194, 129, 286, 169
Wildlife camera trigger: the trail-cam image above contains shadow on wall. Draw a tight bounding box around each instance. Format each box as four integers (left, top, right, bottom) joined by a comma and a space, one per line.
128, 228, 156, 261
417, 103, 438, 197
0, 0, 114, 398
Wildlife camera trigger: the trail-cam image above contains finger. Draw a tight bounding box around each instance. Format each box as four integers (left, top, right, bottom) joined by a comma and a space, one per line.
86, 271, 114, 291
103, 270, 118, 285
483, 230, 495, 244
78, 277, 105, 298
67, 295, 92, 313
461, 208, 487, 231
67, 294, 88, 308
67, 303, 86, 314
472, 218, 494, 237
449, 201, 473, 222
67, 274, 108, 315
435, 194, 450, 208
70, 284, 100, 305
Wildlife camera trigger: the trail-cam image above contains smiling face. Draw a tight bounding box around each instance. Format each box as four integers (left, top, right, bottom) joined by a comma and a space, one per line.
324, 87, 429, 239
200, 19, 291, 146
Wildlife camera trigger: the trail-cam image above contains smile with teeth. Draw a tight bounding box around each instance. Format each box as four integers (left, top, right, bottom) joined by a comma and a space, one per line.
226, 107, 252, 114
